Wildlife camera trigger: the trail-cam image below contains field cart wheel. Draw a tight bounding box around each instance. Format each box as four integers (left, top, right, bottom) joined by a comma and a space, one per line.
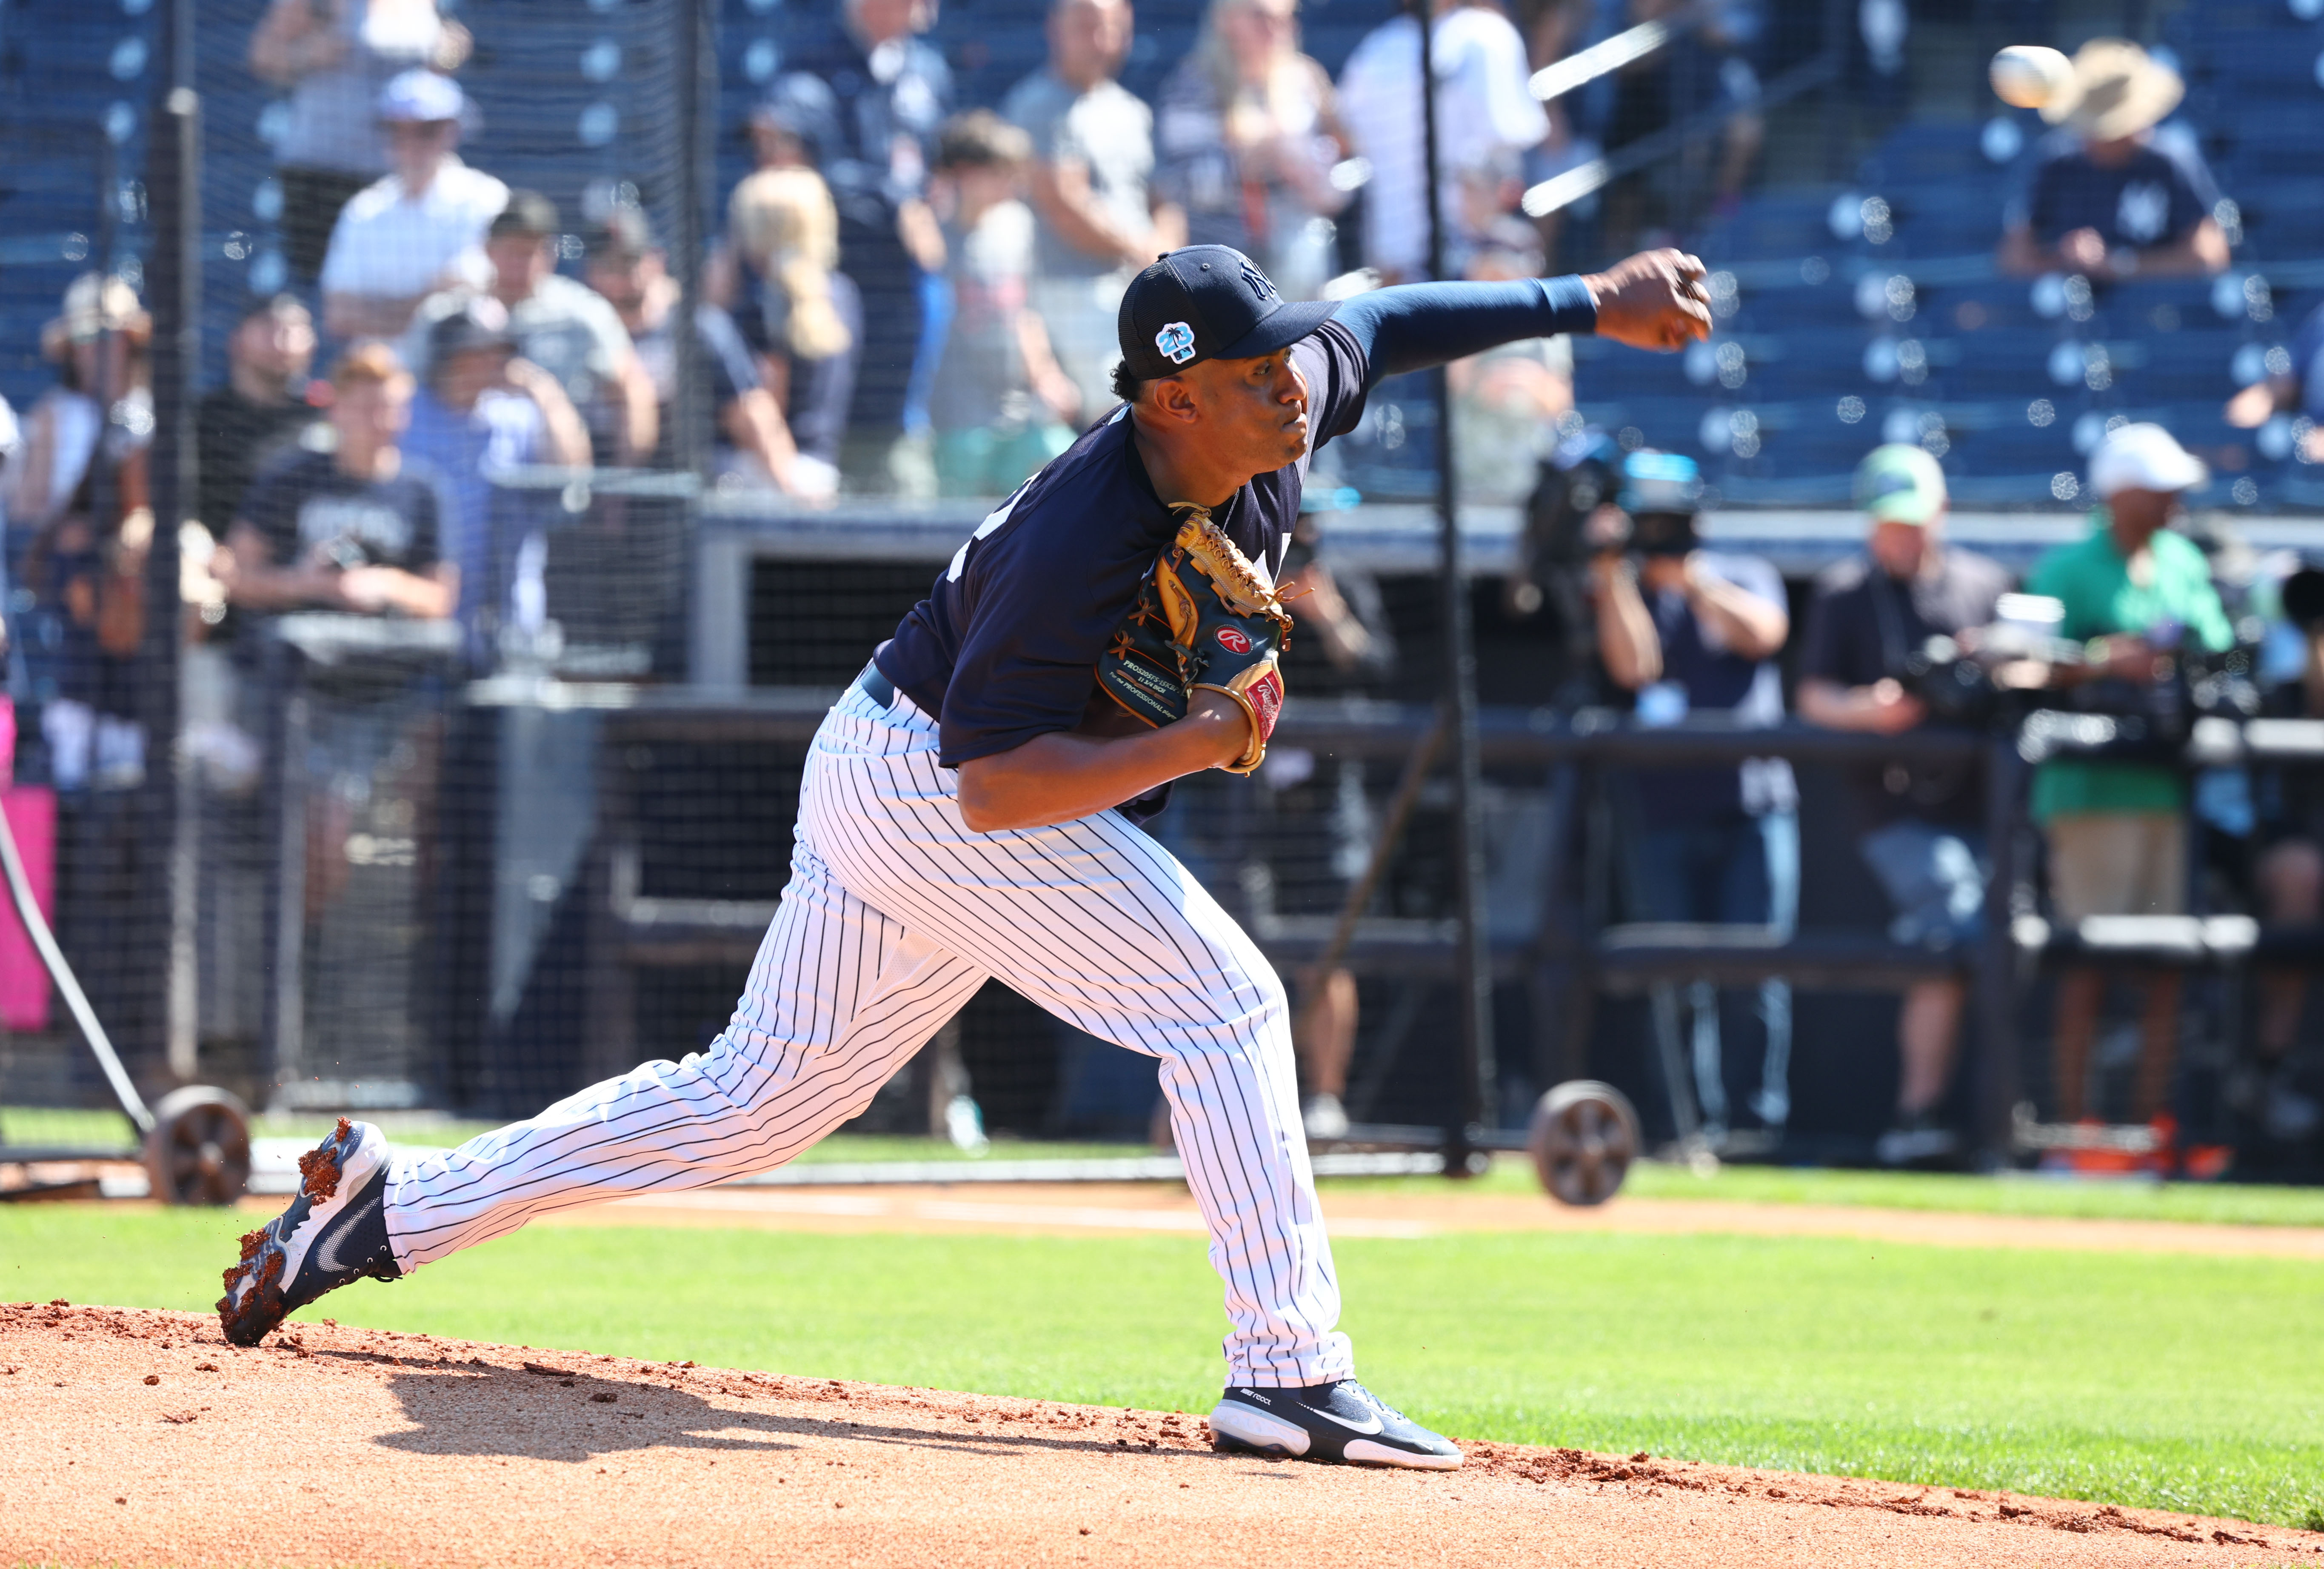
142, 1086, 251, 1206
1527, 1080, 1640, 1207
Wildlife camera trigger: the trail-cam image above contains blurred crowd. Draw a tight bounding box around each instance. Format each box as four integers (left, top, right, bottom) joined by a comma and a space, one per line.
1499, 419, 2323, 1169
0, 2, 2316, 1165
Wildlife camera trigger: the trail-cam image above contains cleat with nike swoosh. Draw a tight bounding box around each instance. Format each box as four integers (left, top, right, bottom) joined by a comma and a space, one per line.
1209, 1380, 1462, 1470
217, 1118, 401, 1347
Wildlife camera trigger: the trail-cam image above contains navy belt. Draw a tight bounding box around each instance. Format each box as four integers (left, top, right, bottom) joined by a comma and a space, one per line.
854, 661, 897, 710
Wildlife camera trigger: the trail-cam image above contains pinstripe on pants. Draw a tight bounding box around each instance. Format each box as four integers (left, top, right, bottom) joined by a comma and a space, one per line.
381, 680, 1354, 1387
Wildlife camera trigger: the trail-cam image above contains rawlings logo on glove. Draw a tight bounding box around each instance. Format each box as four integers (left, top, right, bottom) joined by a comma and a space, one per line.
1095, 506, 1292, 774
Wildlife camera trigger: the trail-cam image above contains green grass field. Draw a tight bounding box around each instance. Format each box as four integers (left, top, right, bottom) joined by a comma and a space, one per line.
5, 1204, 2320, 1529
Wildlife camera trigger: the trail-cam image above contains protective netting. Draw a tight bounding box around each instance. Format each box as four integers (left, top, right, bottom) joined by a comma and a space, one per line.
0, 0, 2318, 1183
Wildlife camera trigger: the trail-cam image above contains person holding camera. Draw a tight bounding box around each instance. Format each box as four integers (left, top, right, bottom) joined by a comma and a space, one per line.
1796, 446, 2010, 1163
2028, 423, 2234, 1126
2246, 566, 2324, 1143
1591, 449, 1796, 1138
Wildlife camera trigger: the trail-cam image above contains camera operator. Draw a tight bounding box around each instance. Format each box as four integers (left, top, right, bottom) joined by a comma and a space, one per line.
1796, 446, 2010, 1164
2245, 566, 2324, 1143
1591, 449, 1796, 1138
2028, 423, 2234, 1126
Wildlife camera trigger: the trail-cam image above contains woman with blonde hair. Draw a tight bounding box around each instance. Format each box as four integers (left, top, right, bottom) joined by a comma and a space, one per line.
1153, 0, 1347, 300
713, 74, 865, 486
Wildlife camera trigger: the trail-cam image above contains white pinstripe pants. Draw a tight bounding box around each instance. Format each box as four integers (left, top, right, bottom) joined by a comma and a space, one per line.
382, 680, 1353, 1387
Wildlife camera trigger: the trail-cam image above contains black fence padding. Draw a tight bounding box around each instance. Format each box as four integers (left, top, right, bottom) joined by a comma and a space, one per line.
748, 559, 936, 690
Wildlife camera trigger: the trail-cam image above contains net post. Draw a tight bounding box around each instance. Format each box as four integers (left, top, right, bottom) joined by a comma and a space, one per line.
667, 0, 717, 487
142, 0, 201, 1085
1419, 0, 1496, 1176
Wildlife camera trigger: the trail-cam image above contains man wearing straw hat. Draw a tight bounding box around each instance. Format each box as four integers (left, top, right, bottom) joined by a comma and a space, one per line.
1996, 39, 2230, 282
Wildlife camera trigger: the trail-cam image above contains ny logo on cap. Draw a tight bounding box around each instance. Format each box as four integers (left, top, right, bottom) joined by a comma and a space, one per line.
1155, 320, 1197, 365
1239, 262, 1277, 302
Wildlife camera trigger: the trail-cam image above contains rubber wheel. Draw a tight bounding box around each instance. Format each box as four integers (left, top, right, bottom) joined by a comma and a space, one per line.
1527, 1080, 1640, 1207
142, 1086, 251, 1206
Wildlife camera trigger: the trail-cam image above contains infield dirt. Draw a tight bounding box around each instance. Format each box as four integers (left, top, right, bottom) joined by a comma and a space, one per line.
4, 1303, 2318, 1569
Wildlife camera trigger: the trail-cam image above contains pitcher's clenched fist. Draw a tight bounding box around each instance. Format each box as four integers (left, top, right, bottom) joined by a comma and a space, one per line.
1585, 249, 1714, 352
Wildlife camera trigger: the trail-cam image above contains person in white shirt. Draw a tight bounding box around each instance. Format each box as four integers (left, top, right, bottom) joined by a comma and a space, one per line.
1002, 0, 1187, 416
318, 69, 507, 340
1335, 0, 1549, 283
403, 191, 657, 464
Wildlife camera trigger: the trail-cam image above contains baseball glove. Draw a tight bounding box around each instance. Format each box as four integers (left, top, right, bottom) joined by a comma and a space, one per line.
1095, 507, 1293, 774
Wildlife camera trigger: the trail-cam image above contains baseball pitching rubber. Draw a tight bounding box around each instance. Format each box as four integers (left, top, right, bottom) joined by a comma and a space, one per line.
1989, 44, 2073, 110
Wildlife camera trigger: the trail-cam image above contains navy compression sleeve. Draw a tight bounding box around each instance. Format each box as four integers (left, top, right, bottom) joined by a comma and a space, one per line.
1334, 276, 1599, 389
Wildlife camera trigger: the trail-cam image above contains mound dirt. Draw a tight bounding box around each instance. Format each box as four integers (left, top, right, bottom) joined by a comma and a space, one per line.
2, 1303, 2315, 1569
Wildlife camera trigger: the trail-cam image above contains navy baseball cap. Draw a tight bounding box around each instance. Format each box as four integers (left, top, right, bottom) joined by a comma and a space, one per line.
1116, 245, 1337, 382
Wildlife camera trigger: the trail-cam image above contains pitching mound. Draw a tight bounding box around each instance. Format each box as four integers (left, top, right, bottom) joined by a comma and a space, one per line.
3, 1304, 2312, 1569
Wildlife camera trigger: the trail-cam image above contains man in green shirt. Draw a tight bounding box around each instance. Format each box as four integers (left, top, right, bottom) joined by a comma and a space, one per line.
2026, 422, 2231, 1125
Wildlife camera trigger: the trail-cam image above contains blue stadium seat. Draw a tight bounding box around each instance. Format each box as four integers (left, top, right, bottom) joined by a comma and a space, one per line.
2190, 29, 2324, 96
1941, 332, 2077, 401
1699, 190, 1852, 263
2239, 178, 2324, 258
1919, 281, 2046, 337
2116, 332, 2243, 400
2098, 277, 2226, 337
1729, 277, 1851, 334
1858, 123, 1987, 187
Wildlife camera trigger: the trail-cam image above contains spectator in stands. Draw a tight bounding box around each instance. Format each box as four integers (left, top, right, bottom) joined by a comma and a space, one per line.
1447, 226, 1572, 503
2226, 301, 2324, 463
925, 112, 1083, 498
400, 299, 588, 638
1591, 449, 1795, 1140
2028, 423, 2233, 1124
249, 0, 471, 284
1003, 0, 1186, 417
223, 343, 455, 623
1153, 0, 1348, 302
717, 74, 862, 485
1335, 0, 1550, 283
1596, 0, 1765, 250
9, 275, 155, 791
318, 71, 506, 341
1797, 446, 2012, 1164
585, 212, 832, 500
197, 295, 323, 544
2245, 566, 2324, 1143
791, 0, 953, 492
1997, 40, 2228, 281
407, 192, 657, 466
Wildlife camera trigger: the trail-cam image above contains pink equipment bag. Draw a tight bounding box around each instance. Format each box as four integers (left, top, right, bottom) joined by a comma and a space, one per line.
0, 696, 57, 1032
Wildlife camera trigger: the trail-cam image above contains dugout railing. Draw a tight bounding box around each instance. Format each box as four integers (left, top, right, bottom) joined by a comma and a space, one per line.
520, 675, 2324, 1167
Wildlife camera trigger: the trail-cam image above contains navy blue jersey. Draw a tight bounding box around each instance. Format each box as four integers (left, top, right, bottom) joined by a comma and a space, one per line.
881, 320, 1370, 768
2010, 133, 2220, 251
876, 275, 1599, 771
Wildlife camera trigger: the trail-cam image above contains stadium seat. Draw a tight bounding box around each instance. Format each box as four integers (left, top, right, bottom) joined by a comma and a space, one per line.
2239, 179, 2324, 258
1729, 277, 1852, 334
1858, 123, 1988, 187
1936, 332, 2076, 401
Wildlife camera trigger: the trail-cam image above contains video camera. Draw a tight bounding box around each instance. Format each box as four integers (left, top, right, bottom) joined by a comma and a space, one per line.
1882, 594, 2075, 730
1520, 440, 1702, 574
1910, 592, 2264, 741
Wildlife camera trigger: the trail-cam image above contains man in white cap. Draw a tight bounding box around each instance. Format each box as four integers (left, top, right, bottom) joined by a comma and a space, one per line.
320, 70, 508, 340
2027, 423, 2233, 1128
1996, 39, 2229, 281
1797, 444, 2010, 1164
